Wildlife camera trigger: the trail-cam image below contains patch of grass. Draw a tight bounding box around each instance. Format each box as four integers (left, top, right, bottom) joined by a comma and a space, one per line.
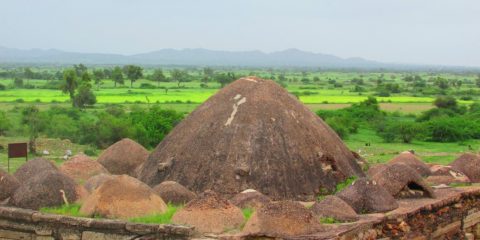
40, 203, 84, 217
128, 203, 181, 224
319, 217, 342, 224
242, 207, 254, 221
335, 176, 357, 193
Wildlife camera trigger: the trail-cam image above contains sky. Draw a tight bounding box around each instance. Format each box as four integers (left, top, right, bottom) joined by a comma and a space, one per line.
1, 0, 479, 66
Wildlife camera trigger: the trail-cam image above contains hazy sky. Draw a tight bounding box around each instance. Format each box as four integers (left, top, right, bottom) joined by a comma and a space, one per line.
1, 0, 479, 66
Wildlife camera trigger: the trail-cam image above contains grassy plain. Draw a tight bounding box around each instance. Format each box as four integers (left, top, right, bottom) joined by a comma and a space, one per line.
0, 70, 479, 172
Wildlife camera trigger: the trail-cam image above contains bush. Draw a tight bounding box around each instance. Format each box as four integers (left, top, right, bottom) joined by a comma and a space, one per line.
377, 121, 421, 143
0, 84, 6, 90
0, 111, 11, 135
139, 83, 156, 89
325, 118, 349, 139
426, 117, 472, 142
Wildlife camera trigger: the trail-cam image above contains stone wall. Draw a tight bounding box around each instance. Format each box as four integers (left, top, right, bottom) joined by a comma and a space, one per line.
0, 206, 193, 240
337, 187, 480, 240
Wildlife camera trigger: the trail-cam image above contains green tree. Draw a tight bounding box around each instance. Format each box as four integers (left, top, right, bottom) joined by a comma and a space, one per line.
214, 72, 236, 87
202, 67, 214, 84
123, 65, 143, 88
111, 66, 124, 87
170, 69, 189, 87
434, 96, 457, 109
434, 77, 449, 90
476, 74, 480, 88
21, 106, 42, 154
93, 69, 105, 90
74, 84, 97, 108
61, 69, 78, 107
73, 64, 88, 76
151, 68, 167, 86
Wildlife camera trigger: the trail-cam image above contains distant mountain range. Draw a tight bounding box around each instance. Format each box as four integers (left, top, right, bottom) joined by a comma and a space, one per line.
0, 46, 476, 70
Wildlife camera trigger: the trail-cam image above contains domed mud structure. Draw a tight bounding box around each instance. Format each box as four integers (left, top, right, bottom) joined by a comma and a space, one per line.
138, 77, 364, 200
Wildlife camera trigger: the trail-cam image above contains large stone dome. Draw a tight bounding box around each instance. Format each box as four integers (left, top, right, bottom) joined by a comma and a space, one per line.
137, 77, 364, 200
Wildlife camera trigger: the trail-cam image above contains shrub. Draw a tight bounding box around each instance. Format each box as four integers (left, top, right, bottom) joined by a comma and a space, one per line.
139, 83, 156, 89
0, 84, 6, 90
426, 117, 471, 142
0, 111, 11, 135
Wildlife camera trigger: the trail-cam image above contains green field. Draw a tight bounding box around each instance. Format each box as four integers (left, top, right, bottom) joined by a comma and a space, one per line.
0, 67, 479, 172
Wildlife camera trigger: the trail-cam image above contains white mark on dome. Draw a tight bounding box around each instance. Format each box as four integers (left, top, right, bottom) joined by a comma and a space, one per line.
233, 94, 242, 100
225, 97, 247, 126
243, 78, 258, 83
242, 189, 257, 193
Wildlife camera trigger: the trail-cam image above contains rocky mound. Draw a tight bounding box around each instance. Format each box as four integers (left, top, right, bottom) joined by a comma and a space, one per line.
14, 158, 57, 183
97, 138, 149, 176
10, 171, 78, 210
367, 163, 388, 177
230, 189, 271, 209
371, 163, 435, 198
172, 190, 244, 234
0, 169, 20, 201
59, 153, 109, 183
389, 151, 431, 176
80, 175, 167, 219
83, 174, 115, 193
152, 181, 196, 205
425, 165, 470, 185
311, 195, 358, 222
449, 153, 480, 182
137, 77, 365, 200
336, 178, 398, 213
243, 200, 323, 237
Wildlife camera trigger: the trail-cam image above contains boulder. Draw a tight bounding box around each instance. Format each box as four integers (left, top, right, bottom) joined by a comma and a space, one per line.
172, 190, 244, 234
14, 158, 58, 183
449, 153, 480, 182
83, 173, 115, 193
367, 163, 388, 177
97, 138, 149, 176
311, 195, 358, 222
10, 171, 78, 210
336, 178, 398, 213
243, 200, 323, 237
0, 169, 20, 201
59, 153, 109, 183
389, 151, 431, 177
138, 77, 365, 200
425, 165, 470, 185
371, 163, 435, 198
230, 189, 271, 209
152, 181, 196, 205
80, 175, 167, 219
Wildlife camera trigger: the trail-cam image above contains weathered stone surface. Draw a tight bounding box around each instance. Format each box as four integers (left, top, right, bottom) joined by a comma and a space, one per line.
152, 181, 196, 205
336, 178, 398, 213
311, 195, 358, 222
59, 154, 109, 184
97, 138, 149, 176
81, 231, 133, 240
14, 158, 58, 183
371, 163, 435, 199
450, 153, 480, 182
389, 151, 431, 177
0, 169, 20, 201
172, 190, 244, 234
80, 175, 167, 219
11, 170, 78, 210
243, 200, 323, 237
137, 77, 365, 201
229, 189, 271, 209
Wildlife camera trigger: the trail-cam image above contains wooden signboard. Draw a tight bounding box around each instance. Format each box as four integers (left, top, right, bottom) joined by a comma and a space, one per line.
7, 143, 28, 172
